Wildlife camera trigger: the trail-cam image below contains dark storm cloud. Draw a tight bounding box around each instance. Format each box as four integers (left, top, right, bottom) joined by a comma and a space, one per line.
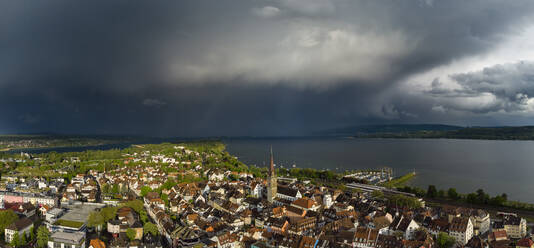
1, 0, 534, 135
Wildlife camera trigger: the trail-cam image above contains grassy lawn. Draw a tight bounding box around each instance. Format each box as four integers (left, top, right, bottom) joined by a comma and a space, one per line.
53, 219, 85, 229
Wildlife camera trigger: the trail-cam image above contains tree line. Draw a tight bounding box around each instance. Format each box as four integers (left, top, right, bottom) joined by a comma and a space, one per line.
398, 185, 534, 211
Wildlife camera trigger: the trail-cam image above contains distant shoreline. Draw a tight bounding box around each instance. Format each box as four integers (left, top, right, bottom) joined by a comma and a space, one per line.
353, 136, 534, 141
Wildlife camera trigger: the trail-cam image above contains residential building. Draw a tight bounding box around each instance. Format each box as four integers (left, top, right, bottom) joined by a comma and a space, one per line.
88, 239, 106, 248
516, 238, 534, 248
502, 214, 527, 239
5, 218, 33, 244
449, 216, 474, 246
389, 215, 419, 240
47, 231, 86, 248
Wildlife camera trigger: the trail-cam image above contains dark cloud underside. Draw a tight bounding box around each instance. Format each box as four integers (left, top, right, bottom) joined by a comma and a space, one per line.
2, 0, 534, 136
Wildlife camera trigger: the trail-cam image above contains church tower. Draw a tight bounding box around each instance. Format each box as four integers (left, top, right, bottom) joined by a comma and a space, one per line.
267, 146, 277, 203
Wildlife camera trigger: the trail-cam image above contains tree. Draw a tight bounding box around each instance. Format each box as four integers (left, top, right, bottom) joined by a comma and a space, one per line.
387, 194, 422, 209
111, 184, 120, 194
475, 189, 489, 204
140, 186, 152, 197
100, 207, 118, 222
161, 179, 177, 190
161, 193, 169, 206
371, 190, 384, 199
20, 232, 27, 246
436, 232, 455, 248
426, 185, 437, 198
466, 193, 478, 204
87, 211, 105, 231
120, 200, 144, 213
102, 183, 111, 194
140, 210, 148, 224
126, 228, 137, 241
143, 222, 159, 236
447, 188, 459, 200
490, 195, 506, 206
0, 210, 19, 236
228, 174, 239, 181
36, 226, 50, 248
350, 188, 362, 195
29, 226, 35, 241
11, 231, 20, 247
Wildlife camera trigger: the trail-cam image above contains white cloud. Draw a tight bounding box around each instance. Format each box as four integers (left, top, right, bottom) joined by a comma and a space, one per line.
432, 105, 446, 113
388, 23, 534, 119
403, 61, 534, 117
251, 6, 281, 18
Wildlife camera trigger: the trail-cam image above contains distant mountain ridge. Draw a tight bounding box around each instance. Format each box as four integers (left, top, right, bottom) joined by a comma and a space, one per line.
319, 124, 463, 136
320, 124, 534, 140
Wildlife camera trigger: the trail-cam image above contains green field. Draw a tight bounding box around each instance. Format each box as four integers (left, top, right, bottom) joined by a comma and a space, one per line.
53, 219, 85, 229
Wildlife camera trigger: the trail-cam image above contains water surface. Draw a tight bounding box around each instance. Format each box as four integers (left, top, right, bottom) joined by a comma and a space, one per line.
224, 137, 534, 202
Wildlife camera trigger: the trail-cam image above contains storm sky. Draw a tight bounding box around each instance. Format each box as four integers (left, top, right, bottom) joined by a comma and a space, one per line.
2, 0, 534, 136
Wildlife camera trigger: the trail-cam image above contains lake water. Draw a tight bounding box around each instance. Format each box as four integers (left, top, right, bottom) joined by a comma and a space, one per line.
224, 137, 534, 203
10, 137, 534, 202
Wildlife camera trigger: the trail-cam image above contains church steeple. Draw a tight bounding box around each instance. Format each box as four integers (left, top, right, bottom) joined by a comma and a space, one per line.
267, 146, 277, 203
270, 145, 275, 176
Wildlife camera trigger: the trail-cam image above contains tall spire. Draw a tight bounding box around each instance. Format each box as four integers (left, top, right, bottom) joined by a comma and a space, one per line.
270, 145, 274, 176
267, 146, 277, 203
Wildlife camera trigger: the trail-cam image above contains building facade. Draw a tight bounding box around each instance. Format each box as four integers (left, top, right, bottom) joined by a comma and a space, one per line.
5, 218, 33, 244
47, 231, 86, 248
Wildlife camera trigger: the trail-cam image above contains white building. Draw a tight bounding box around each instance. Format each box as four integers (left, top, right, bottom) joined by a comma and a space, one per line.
38, 181, 48, 189
23, 195, 57, 207
449, 217, 473, 246
471, 209, 490, 235
47, 231, 86, 248
502, 214, 527, 239
276, 186, 301, 202
251, 183, 263, 198
5, 218, 33, 244
323, 194, 333, 208
46, 208, 64, 223
388, 215, 420, 240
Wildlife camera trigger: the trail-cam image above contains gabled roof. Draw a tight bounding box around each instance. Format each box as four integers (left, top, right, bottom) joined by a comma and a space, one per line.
266, 217, 288, 228
490, 229, 508, 240
449, 216, 470, 233
7, 217, 33, 231
277, 186, 299, 197
89, 239, 106, 248
292, 197, 316, 209
354, 227, 379, 242
389, 215, 415, 232
502, 214, 523, 226
516, 237, 534, 247
286, 205, 305, 216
